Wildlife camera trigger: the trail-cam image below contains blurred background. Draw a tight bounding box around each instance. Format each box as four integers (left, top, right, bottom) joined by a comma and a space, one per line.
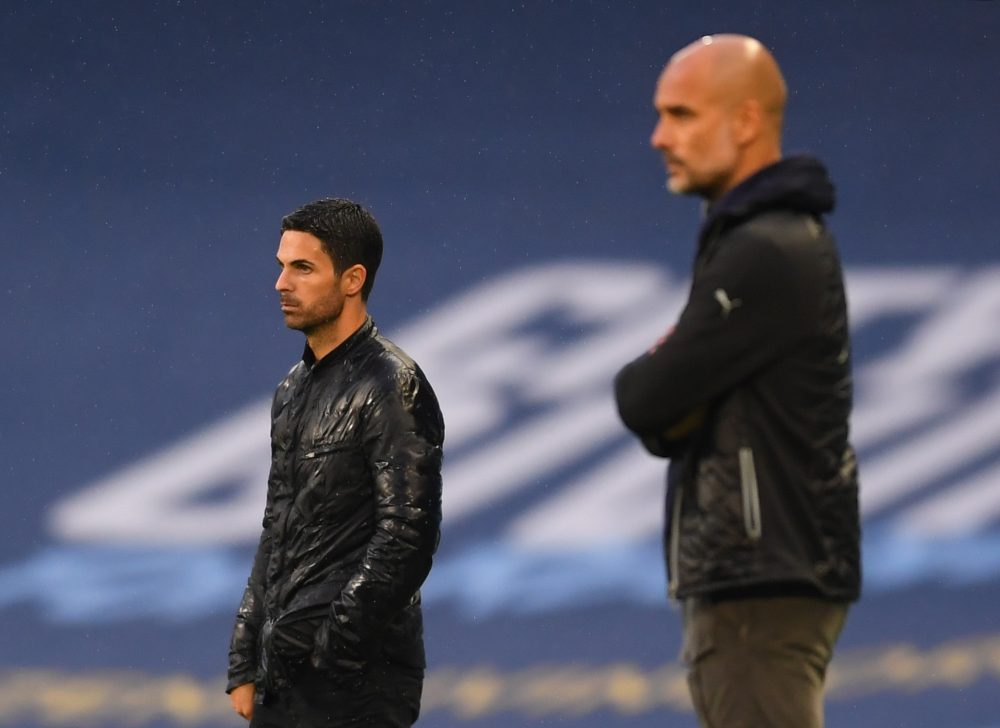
2, 1, 999, 726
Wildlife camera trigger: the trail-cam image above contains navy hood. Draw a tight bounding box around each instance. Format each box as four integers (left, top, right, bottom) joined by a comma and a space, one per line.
701, 155, 836, 242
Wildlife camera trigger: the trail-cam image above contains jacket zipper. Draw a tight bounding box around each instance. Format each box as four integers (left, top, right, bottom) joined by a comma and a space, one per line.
738, 447, 763, 541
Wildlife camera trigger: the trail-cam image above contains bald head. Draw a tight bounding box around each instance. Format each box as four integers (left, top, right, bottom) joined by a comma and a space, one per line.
650, 34, 787, 200
670, 34, 787, 132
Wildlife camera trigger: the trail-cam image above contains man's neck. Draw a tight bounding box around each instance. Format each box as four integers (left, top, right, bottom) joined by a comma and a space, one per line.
306, 304, 368, 362
712, 147, 783, 202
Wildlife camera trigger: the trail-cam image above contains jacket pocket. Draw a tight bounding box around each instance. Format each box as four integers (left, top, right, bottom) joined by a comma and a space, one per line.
269, 605, 328, 662
737, 447, 762, 541
302, 442, 356, 459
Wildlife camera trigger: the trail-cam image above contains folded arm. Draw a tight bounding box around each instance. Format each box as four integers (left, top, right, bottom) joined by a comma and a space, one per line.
615, 232, 808, 442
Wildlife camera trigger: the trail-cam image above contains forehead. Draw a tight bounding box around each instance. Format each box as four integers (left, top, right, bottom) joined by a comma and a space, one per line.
654, 57, 715, 109
277, 230, 328, 261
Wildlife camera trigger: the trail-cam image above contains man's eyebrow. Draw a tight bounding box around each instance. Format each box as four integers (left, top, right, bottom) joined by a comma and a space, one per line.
276, 257, 315, 267
660, 102, 695, 115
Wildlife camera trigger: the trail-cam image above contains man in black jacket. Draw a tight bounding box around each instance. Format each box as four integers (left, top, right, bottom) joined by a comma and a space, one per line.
227, 198, 444, 727
614, 35, 860, 728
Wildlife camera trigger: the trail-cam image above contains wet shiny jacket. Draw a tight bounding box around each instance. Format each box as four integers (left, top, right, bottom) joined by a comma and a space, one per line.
615, 157, 861, 603
227, 318, 444, 700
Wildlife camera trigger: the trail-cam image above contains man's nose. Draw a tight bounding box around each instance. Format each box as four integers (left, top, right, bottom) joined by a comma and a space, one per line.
275, 268, 290, 292
650, 118, 672, 150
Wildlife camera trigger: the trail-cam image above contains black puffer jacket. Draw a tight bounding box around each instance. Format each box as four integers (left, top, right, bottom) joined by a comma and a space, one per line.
227, 317, 444, 699
615, 156, 861, 602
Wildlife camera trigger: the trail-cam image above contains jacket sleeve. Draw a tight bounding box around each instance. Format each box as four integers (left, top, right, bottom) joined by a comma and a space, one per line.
316, 366, 444, 669
226, 394, 281, 693
226, 510, 273, 692
615, 229, 812, 438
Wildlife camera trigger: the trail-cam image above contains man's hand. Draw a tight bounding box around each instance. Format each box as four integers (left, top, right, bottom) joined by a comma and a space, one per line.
648, 324, 677, 354
229, 683, 255, 722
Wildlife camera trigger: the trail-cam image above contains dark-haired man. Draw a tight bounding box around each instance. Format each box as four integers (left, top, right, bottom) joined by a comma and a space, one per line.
227, 198, 444, 727
614, 36, 860, 728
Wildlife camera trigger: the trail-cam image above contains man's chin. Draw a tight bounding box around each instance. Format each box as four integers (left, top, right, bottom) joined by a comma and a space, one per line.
667, 176, 693, 196
281, 314, 307, 332
667, 175, 713, 199
665, 164, 696, 191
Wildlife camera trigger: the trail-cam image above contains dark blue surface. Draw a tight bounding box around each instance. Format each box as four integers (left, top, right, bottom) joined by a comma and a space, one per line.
2, 2, 1000, 726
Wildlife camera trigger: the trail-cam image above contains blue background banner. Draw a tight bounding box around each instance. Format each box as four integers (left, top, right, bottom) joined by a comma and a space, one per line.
2, 2, 999, 726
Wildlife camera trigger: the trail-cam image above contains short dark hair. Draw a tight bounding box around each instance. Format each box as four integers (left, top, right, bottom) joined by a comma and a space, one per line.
280, 198, 383, 301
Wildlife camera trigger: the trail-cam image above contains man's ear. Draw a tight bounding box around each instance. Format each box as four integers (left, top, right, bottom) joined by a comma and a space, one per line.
340, 264, 367, 297
732, 98, 763, 146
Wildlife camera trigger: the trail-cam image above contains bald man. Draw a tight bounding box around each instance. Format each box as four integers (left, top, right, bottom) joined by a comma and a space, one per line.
615, 36, 860, 728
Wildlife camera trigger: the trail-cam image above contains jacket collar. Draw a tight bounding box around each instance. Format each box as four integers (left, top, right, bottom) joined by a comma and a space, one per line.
302, 316, 376, 370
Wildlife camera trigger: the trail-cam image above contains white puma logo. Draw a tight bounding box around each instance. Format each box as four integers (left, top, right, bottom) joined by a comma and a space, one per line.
714, 288, 743, 318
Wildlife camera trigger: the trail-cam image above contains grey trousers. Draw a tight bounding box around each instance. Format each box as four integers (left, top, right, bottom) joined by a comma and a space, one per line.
681, 595, 848, 728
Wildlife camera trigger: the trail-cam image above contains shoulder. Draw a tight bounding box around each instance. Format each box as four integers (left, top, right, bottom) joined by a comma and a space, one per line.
359, 332, 419, 380
737, 210, 833, 258
273, 360, 308, 394
718, 211, 834, 280
269, 360, 309, 416
356, 333, 444, 440
359, 332, 437, 403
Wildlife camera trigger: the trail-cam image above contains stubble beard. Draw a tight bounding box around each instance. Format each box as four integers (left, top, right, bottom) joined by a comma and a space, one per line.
665, 156, 702, 197
666, 161, 730, 201
666, 129, 739, 200
666, 172, 691, 196
284, 297, 345, 337
666, 166, 706, 198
